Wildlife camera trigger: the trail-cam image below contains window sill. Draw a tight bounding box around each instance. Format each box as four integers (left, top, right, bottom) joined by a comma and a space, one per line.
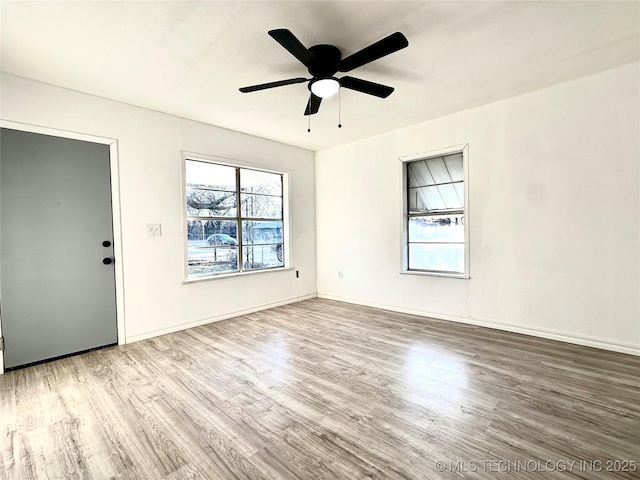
183, 266, 295, 284
400, 270, 469, 279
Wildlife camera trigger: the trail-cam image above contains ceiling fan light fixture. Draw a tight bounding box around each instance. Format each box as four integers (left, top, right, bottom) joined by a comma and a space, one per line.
310, 78, 340, 98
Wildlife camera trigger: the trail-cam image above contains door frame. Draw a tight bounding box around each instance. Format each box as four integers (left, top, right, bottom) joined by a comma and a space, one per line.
0, 120, 126, 374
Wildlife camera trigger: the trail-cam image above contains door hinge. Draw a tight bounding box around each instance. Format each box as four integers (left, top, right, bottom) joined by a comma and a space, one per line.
0, 337, 3, 351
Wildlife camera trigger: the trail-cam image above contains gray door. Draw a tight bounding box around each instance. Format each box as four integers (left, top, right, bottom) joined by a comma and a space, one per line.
1, 128, 117, 369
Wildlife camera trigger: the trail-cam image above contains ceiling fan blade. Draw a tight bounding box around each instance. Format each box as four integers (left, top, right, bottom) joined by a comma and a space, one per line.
239, 77, 308, 93
339, 76, 394, 98
304, 93, 322, 116
268, 29, 313, 68
338, 32, 408, 72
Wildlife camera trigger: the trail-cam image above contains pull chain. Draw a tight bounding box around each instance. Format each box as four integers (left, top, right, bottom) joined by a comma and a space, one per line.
338, 89, 342, 128
307, 111, 311, 133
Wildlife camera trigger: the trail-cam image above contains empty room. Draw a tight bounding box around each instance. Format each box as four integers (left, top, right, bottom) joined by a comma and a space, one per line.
1, 1, 639, 479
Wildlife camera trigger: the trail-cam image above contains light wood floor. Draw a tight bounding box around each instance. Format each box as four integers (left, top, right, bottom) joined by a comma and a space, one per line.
1, 298, 639, 479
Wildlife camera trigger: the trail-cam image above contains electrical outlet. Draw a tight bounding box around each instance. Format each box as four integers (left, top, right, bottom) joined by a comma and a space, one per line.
146, 223, 162, 236
338, 270, 343, 279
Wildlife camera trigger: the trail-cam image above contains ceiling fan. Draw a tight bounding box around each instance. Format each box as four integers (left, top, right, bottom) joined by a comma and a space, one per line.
239, 29, 409, 117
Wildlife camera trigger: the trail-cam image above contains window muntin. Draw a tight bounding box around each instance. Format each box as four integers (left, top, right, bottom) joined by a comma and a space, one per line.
185, 159, 285, 279
406, 152, 466, 275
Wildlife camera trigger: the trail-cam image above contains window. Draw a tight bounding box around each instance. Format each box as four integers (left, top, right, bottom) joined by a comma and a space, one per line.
184, 157, 286, 280
402, 145, 468, 277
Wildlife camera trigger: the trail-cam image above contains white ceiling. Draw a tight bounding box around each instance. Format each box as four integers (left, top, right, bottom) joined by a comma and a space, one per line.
1, 1, 638, 152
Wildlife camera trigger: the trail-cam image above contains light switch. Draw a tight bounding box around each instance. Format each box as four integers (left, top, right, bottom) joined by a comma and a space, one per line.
146, 223, 162, 236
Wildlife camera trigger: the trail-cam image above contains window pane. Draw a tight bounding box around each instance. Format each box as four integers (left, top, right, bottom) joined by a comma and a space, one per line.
408, 152, 463, 187
409, 184, 463, 212
241, 245, 284, 270
409, 243, 464, 273
454, 182, 464, 202
240, 194, 282, 219
188, 247, 238, 277
187, 220, 237, 247
240, 169, 282, 196
444, 153, 463, 182
188, 219, 238, 277
185, 160, 236, 192
424, 157, 451, 184
437, 183, 463, 209
187, 188, 236, 217
409, 215, 464, 242
409, 185, 445, 211
407, 160, 435, 187
242, 221, 283, 245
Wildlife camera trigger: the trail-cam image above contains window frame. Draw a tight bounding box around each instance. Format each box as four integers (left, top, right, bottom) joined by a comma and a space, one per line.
181, 151, 292, 282
399, 144, 469, 279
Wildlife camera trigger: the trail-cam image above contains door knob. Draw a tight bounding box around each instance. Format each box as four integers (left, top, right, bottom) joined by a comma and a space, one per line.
103, 258, 114, 265
103, 241, 111, 247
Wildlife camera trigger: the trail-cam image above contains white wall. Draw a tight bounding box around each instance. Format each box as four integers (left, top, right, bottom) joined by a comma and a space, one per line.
1, 73, 317, 342
316, 62, 640, 354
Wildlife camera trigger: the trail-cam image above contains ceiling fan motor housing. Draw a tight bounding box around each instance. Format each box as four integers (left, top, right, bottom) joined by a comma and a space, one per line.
307, 44, 341, 78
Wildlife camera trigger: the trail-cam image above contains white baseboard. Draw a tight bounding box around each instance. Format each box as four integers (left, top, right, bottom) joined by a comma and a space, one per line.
126, 293, 318, 344
318, 293, 640, 357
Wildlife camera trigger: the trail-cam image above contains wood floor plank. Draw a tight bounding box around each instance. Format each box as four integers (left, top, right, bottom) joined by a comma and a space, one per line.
1, 298, 639, 479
